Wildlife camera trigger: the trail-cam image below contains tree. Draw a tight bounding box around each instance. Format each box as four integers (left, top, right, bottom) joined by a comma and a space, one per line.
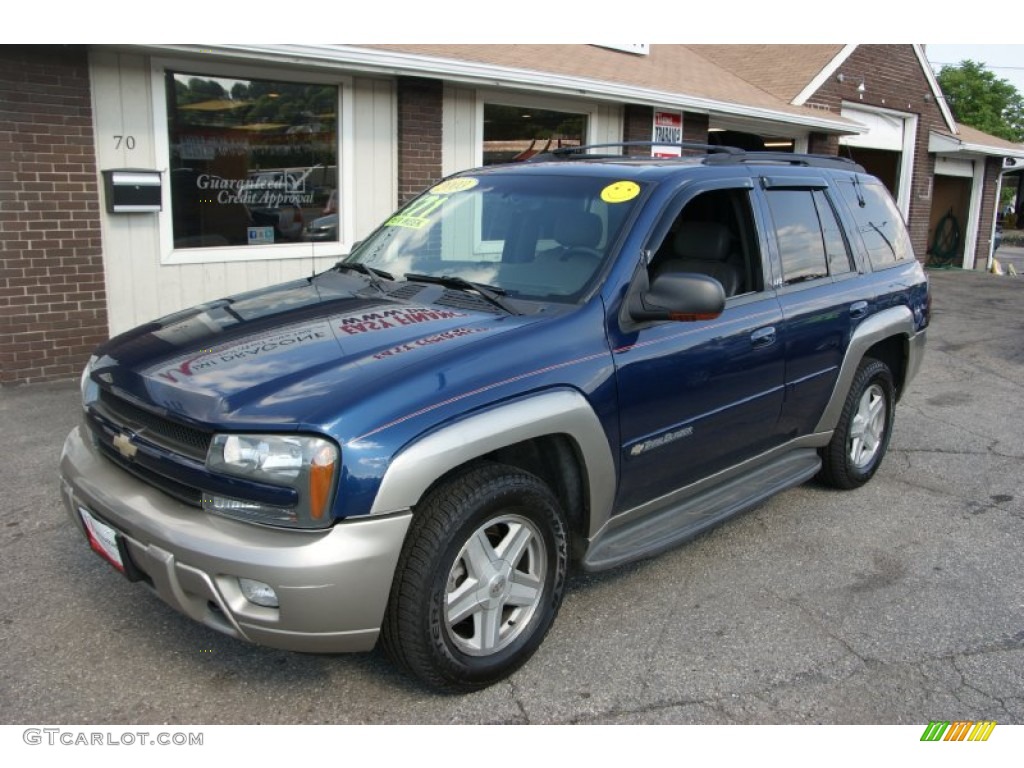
937, 60, 1024, 142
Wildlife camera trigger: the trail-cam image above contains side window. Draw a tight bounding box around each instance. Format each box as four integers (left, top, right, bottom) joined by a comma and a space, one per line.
648, 188, 764, 298
814, 189, 854, 275
764, 190, 829, 284
837, 179, 914, 269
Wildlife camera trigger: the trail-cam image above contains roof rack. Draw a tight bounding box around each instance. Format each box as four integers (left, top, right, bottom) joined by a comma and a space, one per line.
526, 141, 743, 162
522, 142, 867, 173
704, 151, 866, 173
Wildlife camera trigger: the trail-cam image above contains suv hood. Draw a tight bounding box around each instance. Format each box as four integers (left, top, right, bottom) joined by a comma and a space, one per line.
91, 273, 538, 426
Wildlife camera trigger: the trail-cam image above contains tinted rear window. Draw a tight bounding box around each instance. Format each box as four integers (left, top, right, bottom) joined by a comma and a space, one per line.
836, 179, 914, 270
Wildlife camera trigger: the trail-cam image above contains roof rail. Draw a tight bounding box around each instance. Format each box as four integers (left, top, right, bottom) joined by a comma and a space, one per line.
704, 151, 866, 173
520, 143, 867, 173
526, 141, 744, 162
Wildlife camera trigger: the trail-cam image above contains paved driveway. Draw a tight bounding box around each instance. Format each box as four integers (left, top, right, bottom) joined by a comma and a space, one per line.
1, 268, 1022, 726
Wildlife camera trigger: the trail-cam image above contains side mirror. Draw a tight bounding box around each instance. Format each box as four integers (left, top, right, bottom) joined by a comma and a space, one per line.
628, 272, 725, 322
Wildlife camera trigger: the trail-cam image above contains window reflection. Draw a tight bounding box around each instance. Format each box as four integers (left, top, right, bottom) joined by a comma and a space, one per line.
165, 71, 339, 250
483, 104, 586, 165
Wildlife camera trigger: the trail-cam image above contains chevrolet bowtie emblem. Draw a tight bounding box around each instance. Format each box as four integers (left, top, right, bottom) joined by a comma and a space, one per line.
112, 432, 137, 460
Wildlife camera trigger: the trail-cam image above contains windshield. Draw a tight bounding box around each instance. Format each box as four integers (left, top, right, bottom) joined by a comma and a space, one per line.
346, 172, 643, 302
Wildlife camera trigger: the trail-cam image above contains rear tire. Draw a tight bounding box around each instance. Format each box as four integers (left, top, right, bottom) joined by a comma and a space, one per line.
817, 358, 895, 490
381, 463, 569, 692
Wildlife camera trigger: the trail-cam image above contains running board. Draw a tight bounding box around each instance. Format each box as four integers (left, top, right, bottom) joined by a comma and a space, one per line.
581, 449, 821, 572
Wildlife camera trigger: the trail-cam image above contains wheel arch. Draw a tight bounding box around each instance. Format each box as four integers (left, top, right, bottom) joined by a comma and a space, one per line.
814, 305, 915, 434
369, 389, 616, 543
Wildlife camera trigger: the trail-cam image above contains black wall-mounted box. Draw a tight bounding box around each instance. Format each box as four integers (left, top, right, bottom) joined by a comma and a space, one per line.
102, 169, 162, 213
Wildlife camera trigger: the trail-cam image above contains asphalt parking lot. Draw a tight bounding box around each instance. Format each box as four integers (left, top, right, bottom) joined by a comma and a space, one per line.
1, 266, 1022, 727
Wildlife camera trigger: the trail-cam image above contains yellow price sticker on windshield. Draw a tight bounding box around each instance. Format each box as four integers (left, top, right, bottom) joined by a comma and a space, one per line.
386, 215, 430, 229
601, 181, 640, 203
429, 178, 479, 195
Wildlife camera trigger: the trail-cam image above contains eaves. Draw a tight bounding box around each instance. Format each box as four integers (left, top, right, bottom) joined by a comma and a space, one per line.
130, 43, 864, 136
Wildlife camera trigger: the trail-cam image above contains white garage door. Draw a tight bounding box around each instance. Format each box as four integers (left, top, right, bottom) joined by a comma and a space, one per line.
839, 106, 905, 151
934, 155, 974, 178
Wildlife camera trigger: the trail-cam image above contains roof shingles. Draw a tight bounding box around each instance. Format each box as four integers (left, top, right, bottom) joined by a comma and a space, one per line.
361, 44, 846, 121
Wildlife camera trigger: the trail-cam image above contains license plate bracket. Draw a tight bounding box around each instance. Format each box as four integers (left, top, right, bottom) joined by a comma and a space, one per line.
79, 506, 124, 572
78, 506, 146, 582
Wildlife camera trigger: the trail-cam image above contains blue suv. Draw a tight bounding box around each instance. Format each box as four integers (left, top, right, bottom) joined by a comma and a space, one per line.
61, 144, 929, 691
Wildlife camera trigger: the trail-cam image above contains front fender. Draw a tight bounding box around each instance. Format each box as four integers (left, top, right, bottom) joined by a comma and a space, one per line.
369, 389, 616, 536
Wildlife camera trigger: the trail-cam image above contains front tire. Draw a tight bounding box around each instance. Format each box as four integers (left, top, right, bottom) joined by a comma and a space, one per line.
817, 357, 895, 490
382, 463, 569, 692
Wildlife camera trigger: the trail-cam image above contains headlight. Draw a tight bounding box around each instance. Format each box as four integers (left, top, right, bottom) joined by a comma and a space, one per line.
205, 434, 339, 529
80, 355, 99, 409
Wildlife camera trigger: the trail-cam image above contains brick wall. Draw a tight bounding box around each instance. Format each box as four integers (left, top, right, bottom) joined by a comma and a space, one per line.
0, 45, 107, 386
623, 107, 708, 152
808, 132, 839, 155
396, 77, 443, 206
805, 44, 951, 263
623, 104, 652, 154
683, 112, 709, 144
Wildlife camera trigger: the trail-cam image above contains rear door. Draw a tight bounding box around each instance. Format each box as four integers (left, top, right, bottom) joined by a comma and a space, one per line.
756, 175, 862, 437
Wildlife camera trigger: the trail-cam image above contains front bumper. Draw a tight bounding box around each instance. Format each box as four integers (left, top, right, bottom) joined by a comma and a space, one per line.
60, 425, 411, 653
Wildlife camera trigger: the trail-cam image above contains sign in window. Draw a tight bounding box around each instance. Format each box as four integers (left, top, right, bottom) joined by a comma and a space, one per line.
165, 71, 338, 250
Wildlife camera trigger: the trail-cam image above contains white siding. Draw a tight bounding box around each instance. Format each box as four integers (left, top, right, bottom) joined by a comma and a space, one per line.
443, 85, 479, 176
89, 51, 396, 335
352, 77, 398, 235
593, 102, 624, 145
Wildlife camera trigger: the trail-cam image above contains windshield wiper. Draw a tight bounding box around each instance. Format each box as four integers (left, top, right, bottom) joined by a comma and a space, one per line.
404, 273, 521, 315
334, 262, 394, 292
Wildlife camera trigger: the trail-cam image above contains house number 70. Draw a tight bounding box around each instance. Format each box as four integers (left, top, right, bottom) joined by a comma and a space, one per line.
113, 135, 136, 150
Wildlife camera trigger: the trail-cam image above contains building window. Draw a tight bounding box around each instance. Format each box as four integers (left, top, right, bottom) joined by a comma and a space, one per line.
164, 69, 339, 254
482, 103, 587, 165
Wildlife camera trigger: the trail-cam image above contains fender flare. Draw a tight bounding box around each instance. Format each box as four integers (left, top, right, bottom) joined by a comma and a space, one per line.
369, 388, 616, 535
814, 305, 914, 433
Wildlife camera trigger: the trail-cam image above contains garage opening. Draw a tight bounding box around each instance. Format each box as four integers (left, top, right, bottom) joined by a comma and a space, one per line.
839, 105, 915, 215
709, 130, 795, 153
927, 174, 971, 267
839, 146, 900, 194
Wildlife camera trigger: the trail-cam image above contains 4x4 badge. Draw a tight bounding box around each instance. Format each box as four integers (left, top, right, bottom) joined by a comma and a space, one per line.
112, 433, 137, 460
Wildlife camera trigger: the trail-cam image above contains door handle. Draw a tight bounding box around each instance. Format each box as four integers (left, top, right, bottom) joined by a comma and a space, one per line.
850, 301, 869, 320
751, 326, 776, 348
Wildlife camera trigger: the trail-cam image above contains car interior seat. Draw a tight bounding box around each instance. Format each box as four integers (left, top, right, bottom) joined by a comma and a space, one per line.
654, 221, 742, 297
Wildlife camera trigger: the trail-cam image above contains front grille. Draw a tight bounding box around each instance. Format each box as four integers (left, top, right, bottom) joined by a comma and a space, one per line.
95, 439, 204, 507
87, 388, 213, 508
96, 388, 212, 461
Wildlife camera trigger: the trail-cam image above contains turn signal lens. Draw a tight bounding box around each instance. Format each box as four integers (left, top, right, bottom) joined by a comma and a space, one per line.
309, 443, 336, 521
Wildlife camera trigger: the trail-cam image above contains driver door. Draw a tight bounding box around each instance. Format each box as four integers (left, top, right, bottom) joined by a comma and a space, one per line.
610, 182, 787, 512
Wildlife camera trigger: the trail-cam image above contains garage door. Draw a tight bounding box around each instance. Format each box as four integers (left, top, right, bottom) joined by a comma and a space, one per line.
934, 156, 974, 178
839, 106, 905, 151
